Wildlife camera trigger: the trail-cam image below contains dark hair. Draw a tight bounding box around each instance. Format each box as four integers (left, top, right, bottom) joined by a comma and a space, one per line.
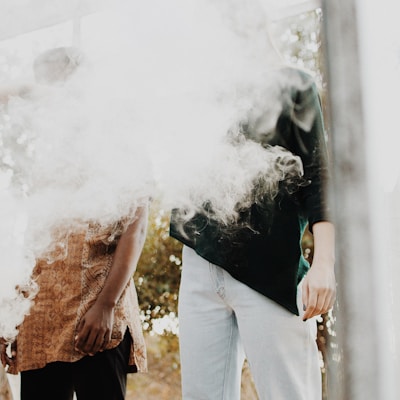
33, 47, 83, 84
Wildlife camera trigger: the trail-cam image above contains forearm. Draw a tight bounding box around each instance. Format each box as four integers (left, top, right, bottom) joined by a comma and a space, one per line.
302, 220, 336, 320
311, 221, 335, 267
95, 205, 149, 309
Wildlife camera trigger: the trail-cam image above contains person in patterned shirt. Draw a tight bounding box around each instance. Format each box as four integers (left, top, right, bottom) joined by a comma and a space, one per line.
0, 47, 149, 400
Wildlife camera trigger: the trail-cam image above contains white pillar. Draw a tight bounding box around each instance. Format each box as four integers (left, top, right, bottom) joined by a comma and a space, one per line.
356, 1, 400, 399
321, 0, 384, 399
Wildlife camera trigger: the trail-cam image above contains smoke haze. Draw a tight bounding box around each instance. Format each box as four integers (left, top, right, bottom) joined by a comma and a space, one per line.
0, 0, 313, 340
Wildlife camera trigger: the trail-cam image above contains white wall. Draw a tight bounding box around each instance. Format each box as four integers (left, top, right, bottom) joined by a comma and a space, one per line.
356, 1, 400, 398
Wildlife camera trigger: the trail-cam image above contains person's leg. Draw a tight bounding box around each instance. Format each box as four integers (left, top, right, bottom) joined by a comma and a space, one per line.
73, 330, 132, 400
20, 362, 74, 400
178, 246, 245, 400
226, 275, 321, 400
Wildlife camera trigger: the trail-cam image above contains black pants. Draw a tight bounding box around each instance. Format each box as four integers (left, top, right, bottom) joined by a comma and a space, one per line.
20, 330, 134, 400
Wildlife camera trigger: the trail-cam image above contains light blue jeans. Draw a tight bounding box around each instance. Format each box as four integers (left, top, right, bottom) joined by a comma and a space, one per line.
178, 246, 321, 400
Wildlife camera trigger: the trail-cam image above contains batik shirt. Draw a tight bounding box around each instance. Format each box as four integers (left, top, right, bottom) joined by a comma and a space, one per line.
12, 220, 147, 373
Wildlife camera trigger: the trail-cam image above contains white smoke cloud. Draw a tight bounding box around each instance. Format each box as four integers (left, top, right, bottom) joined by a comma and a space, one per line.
0, 0, 313, 340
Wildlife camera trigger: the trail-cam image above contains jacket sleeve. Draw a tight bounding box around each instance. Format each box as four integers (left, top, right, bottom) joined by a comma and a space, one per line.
290, 75, 331, 231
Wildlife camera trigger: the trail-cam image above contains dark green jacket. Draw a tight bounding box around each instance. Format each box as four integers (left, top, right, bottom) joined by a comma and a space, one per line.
170, 68, 329, 315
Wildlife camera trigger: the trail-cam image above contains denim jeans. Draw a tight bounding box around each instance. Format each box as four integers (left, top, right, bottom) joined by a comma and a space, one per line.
178, 246, 321, 400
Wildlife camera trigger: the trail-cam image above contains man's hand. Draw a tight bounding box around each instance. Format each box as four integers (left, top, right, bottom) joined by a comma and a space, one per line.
74, 303, 114, 356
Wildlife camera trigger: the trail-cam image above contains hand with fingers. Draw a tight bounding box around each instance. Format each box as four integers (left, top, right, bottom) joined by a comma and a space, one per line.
74, 302, 114, 357
301, 261, 336, 321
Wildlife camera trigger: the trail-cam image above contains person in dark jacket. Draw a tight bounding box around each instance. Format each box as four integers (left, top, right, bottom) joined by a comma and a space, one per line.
170, 67, 336, 400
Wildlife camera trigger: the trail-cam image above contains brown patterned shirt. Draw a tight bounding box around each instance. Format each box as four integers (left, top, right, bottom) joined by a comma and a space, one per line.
12, 220, 147, 374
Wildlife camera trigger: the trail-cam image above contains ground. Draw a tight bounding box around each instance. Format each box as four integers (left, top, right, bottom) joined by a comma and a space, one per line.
126, 334, 259, 400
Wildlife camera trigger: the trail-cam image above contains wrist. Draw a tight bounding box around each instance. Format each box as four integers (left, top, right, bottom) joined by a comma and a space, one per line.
95, 297, 117, 310
311, 255, 335, 268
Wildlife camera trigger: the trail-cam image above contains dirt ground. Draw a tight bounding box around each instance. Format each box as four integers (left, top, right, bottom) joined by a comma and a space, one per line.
126, 334, 259, 400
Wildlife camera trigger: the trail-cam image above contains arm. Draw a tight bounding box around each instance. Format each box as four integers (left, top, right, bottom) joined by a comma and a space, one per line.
302, 221, 336, 320
74, 204, 149, 355
290, 72, 336, 319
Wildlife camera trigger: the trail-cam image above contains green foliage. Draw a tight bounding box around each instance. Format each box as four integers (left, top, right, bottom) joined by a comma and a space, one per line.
134, 202, 182, 333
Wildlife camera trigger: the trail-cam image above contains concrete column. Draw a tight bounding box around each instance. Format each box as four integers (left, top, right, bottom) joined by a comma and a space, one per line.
321, 0, 382, 399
